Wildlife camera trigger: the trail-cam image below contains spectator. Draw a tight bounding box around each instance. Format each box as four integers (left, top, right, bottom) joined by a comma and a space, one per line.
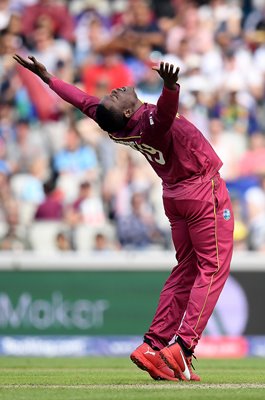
208, 117, 246, 181
53, 124, 98, 181
21, 0, 75, 43
0, 0, 12, 30
238, 132, 265, 177
6, 118, 48, 173
28, 18, 73, 74
74, 12, 110, 66
0, 199, 32, 250
0, 137, 13, 176
82, 53, 134, 97
102, 147, 156, 220
230, 194, 249, 251
92, 231, 120, 252
136, 63, 163, 104
72, 180, 106, 227
243, 171, 265, 252
34, 178, 63, 220
98, 0, 165, 56
0, 168, 13, 223
55, 230, 74, 251
116, 191, 166, 250
10, 157, 47, 204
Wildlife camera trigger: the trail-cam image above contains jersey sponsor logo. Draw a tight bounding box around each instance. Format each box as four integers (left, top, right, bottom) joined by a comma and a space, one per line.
223, 209, 231, 221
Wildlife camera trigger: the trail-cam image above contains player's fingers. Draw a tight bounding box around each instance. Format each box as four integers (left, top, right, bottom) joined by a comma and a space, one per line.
169, 64, 174, 76
164, 62, 170, 74
28, 55, 37, 64
159, 61, 164, 73
173, 66, 180, 78
13, 54, 28, 67
13, 53, 25, 61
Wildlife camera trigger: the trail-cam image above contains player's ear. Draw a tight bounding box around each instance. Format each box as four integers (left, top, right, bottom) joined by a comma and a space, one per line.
124, 108, 133, 118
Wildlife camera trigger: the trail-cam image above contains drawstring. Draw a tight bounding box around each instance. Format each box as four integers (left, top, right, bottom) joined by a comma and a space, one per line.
192, 354, 198, 370
188, 354, 197, 370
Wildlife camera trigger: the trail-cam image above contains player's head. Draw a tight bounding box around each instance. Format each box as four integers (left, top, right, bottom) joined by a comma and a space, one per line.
96, 86, 139, 133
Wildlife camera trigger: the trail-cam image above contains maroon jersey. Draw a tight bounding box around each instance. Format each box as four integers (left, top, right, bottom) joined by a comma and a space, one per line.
49, 78, 222, 197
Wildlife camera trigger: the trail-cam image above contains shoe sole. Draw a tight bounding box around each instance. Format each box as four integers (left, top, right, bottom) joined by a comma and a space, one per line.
130, 350, 178, 381
159, 347, 188, 381
190, 373, 201, 382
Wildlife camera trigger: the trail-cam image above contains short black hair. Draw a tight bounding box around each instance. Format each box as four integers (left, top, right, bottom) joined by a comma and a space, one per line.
96, 104, 128, 133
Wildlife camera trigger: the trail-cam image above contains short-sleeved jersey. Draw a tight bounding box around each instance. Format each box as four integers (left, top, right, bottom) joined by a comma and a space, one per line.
49, 77, 222, 197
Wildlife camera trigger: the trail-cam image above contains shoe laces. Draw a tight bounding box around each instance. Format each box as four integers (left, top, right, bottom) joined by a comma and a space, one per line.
187, 354, 197, 371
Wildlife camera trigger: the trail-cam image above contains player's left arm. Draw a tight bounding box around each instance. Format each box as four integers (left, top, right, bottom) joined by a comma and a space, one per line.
150, 62, 180, 133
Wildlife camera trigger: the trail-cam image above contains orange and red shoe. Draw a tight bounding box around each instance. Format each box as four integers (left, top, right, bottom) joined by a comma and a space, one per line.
160, 342, 200, 381
130, 343, 178, 381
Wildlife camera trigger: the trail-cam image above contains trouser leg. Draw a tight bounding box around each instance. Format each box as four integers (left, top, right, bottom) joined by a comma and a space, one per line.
144, 217, 197, 350
145, 177, 234, 353
176, 178, 234, 351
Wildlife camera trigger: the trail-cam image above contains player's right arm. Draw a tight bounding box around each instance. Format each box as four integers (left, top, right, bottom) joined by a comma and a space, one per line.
13, 54, 99, 120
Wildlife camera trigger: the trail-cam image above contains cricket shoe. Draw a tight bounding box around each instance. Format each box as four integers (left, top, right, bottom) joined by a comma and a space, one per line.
130, 343, 178, 381
159, 342, 200, 381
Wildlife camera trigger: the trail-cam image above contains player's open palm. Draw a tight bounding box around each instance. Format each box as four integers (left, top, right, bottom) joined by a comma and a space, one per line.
13, 54, 51, 83
152, 62, 179, 90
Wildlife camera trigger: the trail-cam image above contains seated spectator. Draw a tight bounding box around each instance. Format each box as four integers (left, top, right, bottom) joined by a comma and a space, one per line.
72, 180, 106, 226
0, 0, 12, 30
34, 179, 63, 220
0, 199, 32, 250
102, 147, 156, 220
82, 53, 134, 97
6, 118, 49, 174
21, 0, 75, 43
92, 232, 120, 252
238, 132, 265, 177
74, 12, 109, 66
136, 63, 163, 104
208, 118, 247, 181
53, 124, 98, 181
245, 172, 265, 251
100, 0, 165, 55
248, 76, 265, 134
0, 167, 12, 222
29, 17, 73, 74
10, 157, 48, 204
230, 194, 249, 251
116, 191, 167, 250
248, 219, 265, 252
0, 137, 14, 176
55, 230, 74, 251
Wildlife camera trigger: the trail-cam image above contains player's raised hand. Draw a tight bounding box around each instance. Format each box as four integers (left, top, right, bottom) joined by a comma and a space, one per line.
13, 54, 52, 84
152, 62, 179, 90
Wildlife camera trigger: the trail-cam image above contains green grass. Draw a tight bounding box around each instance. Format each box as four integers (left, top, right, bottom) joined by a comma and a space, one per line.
0, 357, 264, 400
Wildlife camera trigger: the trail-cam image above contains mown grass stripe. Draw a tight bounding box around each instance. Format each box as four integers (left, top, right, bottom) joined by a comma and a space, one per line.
0, 384, 265, 389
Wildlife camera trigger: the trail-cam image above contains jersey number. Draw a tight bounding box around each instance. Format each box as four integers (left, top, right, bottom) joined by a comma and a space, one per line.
133, 143, 165, 165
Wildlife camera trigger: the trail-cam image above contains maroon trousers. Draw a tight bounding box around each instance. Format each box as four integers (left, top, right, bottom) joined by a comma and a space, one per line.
144, 174, 234, 352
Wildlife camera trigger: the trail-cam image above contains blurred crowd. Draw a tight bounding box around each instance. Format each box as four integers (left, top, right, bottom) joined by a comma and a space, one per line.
0, 0, 265, 253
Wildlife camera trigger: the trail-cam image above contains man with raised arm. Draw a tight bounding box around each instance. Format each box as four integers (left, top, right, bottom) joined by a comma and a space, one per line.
13, 54, 234, 382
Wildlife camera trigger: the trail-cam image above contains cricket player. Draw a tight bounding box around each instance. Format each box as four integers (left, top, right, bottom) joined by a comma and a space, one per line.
13, 54, 234, 382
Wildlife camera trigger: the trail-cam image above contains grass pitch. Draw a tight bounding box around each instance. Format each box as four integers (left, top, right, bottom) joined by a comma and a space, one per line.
0, 356, 264, 400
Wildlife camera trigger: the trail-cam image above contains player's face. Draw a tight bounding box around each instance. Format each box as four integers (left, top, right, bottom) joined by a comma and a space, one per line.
101, 86, 138, 115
